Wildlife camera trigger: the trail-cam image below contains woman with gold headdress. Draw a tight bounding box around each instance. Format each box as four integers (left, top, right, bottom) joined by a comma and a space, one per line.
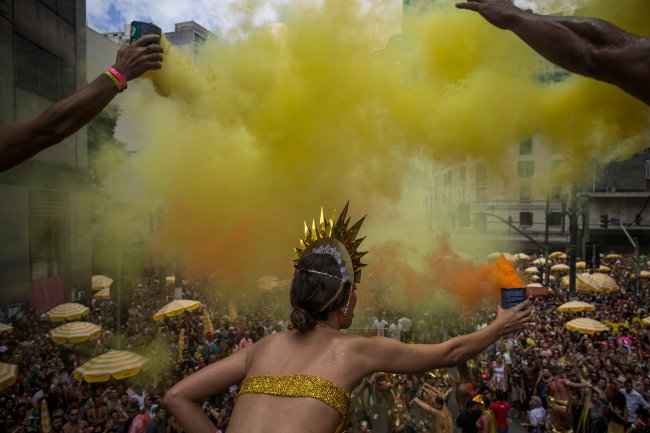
164, 203, 530, 433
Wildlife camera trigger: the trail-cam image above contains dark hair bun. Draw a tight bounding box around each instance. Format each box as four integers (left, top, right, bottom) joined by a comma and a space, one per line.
289, 307, 316, 332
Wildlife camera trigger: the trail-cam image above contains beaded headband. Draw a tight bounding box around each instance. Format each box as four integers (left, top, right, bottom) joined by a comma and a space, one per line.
294, 203, 367, 312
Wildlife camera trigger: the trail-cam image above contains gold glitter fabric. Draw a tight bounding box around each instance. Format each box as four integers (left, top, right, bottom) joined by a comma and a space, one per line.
238, 374, 351, 419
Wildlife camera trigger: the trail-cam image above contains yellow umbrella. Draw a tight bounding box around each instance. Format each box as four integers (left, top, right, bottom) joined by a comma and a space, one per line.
153, 300, 201, 321
531, 275, 541, 281
91, 275, 113, 291
561, 274, 591, 292
557, 301, 596, 312
527, 283, 543, 288
46, 303, 90, 322
50, 322, 102, 344
605, 254, 622, 260
525, 266, 540, 274
640, 270, 650, 279
257, 275, 280, 292
551, 264, 570, 272
576, 261, 586, 269
549, 251, 567, 259
0, 363, 18, 391
549, 275, 557, 282
586, 273, 619, 292
41, 400, 51, 433
596, 265, 611, 273
514, 253, 531, 261
0, 323, 13, 334
487, 252, 515, 261
74, 350, 150, 383
532, 258, 547, 265
642, 317, 650, 326
95, 287, 111, 300
566, 318, 608, 334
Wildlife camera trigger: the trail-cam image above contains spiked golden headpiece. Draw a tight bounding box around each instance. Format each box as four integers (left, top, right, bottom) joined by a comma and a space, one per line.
294, 203, 367, 311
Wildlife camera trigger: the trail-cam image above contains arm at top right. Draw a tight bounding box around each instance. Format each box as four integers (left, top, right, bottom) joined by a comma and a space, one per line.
455, 0, 650, 105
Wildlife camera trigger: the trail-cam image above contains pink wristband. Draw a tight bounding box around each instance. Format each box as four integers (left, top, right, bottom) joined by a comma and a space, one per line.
106, 67, 127, 91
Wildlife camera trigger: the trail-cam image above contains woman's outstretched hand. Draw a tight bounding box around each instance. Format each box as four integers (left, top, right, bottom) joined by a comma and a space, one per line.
492, 300, 531, 337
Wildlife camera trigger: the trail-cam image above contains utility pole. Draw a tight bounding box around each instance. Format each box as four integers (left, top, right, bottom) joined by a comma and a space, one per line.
116, 235, 123, 349
544, 197, 550, 287
568, 186, 578, 300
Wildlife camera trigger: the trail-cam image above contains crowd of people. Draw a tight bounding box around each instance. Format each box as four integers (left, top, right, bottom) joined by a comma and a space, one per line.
0, 251, 647, 433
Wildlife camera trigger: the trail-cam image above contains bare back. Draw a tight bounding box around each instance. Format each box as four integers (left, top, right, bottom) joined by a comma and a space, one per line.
228, 329, 370, 433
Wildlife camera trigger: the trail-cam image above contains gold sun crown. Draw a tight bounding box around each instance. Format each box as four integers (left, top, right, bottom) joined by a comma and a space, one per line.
294, 202, 368, 278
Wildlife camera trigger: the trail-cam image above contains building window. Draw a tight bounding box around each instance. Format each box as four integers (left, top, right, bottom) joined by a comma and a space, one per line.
520, 138, 533, 155
29, 190, 69, 280
476, 162, 487, 202
30, 216, 63, 280
548, 212, 563, 227
520, 186, 531, 201
15, 34, 76, 101
517, 161, 535, 178
520, 212, 533, 227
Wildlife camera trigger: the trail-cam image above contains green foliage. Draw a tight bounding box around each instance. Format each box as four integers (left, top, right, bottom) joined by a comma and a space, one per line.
87, 104, 130, 191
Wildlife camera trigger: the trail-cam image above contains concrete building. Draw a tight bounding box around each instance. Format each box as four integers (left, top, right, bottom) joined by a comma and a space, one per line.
0, 0, 92, 313
102, 20, 214, 59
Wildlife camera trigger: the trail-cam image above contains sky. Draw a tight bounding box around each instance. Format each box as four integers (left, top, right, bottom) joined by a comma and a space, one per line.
86, 0, 285, 35
85, 0, 594, 37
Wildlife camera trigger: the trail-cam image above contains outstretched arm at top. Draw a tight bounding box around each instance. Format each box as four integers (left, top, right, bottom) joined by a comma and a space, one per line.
0, 34, 163, 172
456, 0, 650, 105
354, 301, 529, 375
163, 345, 251, 433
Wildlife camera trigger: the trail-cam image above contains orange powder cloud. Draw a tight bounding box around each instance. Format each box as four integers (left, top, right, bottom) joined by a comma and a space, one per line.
367, 235, 523, 310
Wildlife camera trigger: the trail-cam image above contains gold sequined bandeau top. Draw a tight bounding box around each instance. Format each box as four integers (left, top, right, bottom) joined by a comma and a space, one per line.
238, 374, 351, 419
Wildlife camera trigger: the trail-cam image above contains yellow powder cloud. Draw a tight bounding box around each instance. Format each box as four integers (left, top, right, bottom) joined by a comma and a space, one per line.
102, 0, 649, 303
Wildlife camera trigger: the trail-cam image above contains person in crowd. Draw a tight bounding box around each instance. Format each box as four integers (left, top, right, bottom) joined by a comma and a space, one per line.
609, 389, 629, 433
622, 378, 650, 429
411, 384, 452, 433
163, 204, 530, 433
398, 316, 412, 343
373, 315, 389, 337
456, 399, 483, 433
146, 407, 167, 433
62, 408, 87, 433
490, 390, 510, 433
455, 0, 650, 105
522, 396, 545, 433
388, 319, 402, 342
0, 34, 163, 172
